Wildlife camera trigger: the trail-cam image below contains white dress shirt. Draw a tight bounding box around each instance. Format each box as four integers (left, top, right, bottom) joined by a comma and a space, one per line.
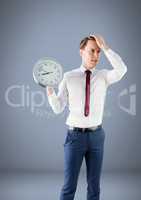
47, 48, 127, 128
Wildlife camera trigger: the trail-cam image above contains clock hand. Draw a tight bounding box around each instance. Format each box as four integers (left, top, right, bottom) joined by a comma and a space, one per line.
41, 72, 53, 75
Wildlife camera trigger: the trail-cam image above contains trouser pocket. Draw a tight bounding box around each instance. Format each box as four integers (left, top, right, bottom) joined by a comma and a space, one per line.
63, 130, 79, 146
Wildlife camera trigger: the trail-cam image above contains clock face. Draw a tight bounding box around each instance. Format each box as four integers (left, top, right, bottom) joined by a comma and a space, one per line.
33, 57, 63, 87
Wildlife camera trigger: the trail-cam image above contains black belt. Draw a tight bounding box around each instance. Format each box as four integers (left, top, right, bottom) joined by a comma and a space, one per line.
69, 125, 102, 132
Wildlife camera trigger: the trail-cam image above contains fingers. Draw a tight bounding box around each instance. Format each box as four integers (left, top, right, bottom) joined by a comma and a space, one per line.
46, 86, 54, 95
89, 34, 102, 44
90, 34, 101, 39
89, 34, 96, 38
89, 33, 108, 49
94, 35, 109, 50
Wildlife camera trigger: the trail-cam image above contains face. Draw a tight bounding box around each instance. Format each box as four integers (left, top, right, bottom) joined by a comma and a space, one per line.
80, 39, 101, 69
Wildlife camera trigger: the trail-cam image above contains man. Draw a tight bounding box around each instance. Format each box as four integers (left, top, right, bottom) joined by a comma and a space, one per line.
46, 35, 127, 200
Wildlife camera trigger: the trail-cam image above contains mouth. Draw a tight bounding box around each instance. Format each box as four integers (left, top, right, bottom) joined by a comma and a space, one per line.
91, 60, 97, 63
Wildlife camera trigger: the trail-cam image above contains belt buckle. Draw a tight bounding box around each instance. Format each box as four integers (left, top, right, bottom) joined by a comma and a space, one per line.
82, 128, 86, 132
69, 127, 86, 132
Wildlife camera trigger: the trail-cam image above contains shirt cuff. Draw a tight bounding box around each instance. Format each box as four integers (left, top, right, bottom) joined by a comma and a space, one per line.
102, 47, 111, 54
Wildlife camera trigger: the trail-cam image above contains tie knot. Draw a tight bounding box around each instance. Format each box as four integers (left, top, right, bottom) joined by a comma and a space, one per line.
85, 70, 91, 75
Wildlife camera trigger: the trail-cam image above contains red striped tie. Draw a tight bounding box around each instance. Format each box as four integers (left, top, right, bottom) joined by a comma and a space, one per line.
84, 70, 91, 116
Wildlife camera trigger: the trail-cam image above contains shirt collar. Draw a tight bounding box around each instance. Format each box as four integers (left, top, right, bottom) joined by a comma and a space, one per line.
80, 64, 96, 74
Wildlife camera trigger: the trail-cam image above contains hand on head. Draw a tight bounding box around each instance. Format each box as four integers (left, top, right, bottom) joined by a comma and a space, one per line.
89, 34, 109, 50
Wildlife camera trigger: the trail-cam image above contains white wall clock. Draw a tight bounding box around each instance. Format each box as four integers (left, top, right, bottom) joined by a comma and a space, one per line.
33, 57, 63, 87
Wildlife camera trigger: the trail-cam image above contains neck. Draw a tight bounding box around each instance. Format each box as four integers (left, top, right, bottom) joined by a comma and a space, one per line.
82, 60, 96, 69
82, 63, 96, 70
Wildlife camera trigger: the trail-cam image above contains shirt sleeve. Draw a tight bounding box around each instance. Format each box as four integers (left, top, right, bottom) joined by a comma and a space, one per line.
47, 73, 68, 114
102, 48, 127, 86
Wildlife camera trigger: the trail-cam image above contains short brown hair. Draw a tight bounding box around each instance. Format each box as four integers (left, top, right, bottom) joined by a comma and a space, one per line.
79, 36, 96, 49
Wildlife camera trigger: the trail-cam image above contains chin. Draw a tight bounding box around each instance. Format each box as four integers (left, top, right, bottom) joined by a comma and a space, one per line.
83, 62, 97, 69
89, 65, 96, 69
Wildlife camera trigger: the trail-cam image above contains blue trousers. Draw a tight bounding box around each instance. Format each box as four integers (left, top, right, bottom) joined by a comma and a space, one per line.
59, 125, 105, 200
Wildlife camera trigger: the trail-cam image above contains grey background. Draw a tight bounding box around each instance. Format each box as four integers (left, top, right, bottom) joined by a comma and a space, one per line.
0, 0, 140, 174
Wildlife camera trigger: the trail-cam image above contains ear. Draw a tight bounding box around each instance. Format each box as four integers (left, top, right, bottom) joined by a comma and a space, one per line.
79, 49, 83, 57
